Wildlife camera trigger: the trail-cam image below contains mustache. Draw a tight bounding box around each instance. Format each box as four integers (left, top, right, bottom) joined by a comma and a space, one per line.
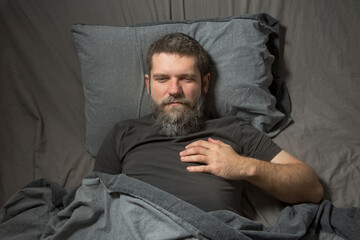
160, 96, 192, 107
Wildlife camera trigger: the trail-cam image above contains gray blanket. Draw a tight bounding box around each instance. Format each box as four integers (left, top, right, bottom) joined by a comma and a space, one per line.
0, 173, 359, 240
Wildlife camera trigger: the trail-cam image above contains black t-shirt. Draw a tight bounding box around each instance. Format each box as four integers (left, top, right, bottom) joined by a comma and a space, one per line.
95, 115, 281, 215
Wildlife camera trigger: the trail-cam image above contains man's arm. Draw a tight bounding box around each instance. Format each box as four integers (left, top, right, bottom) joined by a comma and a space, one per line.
94, 130, 122, 174
179, 138, 324, 204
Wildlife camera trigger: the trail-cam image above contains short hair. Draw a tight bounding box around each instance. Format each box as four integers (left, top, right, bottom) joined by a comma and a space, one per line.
145, 33, 209, 78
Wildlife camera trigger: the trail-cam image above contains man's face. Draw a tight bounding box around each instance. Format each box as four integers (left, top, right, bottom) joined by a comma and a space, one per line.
145, 53, 209, 112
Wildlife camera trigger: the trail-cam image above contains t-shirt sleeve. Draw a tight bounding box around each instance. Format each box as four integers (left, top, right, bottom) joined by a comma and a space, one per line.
239, 124, 282, 161
94, 127, 122, 174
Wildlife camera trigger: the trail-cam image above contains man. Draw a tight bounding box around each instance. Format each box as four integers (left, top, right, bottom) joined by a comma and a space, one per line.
95, 33, 323, 215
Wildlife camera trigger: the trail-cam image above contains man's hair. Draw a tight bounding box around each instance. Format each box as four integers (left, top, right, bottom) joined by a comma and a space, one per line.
145, 33, 209, 78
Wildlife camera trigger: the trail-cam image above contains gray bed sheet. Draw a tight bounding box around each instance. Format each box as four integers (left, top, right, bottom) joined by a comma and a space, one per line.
0, 0, 359, 225
1, 173, 359, 240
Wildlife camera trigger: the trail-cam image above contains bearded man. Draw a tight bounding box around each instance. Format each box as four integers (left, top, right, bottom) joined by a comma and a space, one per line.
94, 33, 323, 215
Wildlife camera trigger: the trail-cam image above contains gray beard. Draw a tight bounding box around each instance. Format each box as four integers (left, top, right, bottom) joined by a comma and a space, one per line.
152, 95, 205, 137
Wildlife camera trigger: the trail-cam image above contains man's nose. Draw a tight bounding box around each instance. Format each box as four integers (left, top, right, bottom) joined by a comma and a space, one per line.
168, 79, 183, 96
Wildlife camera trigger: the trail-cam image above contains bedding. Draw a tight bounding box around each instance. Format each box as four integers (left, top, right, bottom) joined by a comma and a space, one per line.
1, 173, 359, 240
1, 0, 360, 236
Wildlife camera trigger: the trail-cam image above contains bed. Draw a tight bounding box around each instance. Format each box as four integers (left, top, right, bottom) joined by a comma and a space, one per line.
1, 0, 359, 239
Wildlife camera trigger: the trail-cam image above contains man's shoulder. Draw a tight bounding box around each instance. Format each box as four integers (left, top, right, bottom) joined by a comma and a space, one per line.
205, 116, 251, 129
115, 114, 153, 126
204, 116, 263, 137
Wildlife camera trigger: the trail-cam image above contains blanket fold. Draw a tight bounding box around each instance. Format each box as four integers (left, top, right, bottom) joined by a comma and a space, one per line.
1, 173, 359, 240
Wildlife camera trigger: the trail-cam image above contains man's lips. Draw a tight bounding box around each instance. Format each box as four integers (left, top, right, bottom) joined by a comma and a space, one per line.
161, 97, 191, 108
167, 102, 184, 106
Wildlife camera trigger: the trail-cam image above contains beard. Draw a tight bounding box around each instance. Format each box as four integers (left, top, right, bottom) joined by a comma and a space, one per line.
151, 95, 205, 137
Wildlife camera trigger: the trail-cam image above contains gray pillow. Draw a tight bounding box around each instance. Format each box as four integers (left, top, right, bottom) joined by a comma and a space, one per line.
71, 14, 293, 157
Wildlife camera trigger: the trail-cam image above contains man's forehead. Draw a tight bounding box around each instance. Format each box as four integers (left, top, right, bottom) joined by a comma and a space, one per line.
152, 52, 196, 61
152, 73, 199, 78
151, 53, 200, 75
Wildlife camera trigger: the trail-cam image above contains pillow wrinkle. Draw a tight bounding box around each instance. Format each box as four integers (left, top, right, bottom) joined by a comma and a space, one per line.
133, 29, 148, 118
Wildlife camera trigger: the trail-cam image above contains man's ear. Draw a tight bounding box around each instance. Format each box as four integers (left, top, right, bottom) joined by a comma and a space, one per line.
145, 74, 150, 95
203, 73, 210, 94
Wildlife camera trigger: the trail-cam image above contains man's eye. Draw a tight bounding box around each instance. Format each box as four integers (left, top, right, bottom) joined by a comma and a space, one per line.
184, 78, 195, 82
179, 77, 194, 82
156, 78, 168, 82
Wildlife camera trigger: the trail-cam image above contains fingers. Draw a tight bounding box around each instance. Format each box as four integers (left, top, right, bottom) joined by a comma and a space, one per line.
180, 137, 227, 174
180, 146, 207, 163
208, 137, 220, 144
180, 154, 207, 164
186, 165, 211, 173
208, 137, 228, 147
185, 139, 212, 149
181, 137, 225, 164
181, 140, 211, 164
180, 146, 207, 157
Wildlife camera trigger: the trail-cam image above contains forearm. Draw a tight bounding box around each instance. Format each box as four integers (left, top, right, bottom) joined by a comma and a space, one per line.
180, 139, 324, 204
241, 156, 324, 204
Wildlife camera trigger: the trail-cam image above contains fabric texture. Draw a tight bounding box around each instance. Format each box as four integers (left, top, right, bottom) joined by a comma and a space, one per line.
71, 13, 293, 157
1, 173, 359, 240
95, 115, 281, 215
